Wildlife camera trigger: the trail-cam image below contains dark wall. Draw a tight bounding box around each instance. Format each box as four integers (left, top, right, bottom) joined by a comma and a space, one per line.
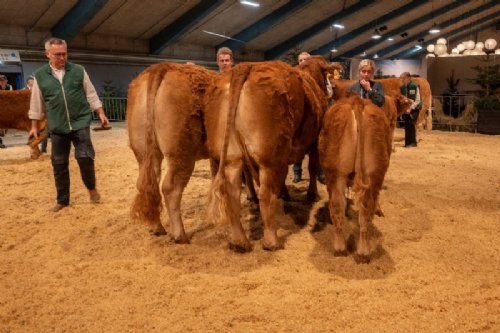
426, 55, 498, 96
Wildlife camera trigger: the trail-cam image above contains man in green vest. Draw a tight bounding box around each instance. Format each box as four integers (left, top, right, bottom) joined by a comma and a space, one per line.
400, 72, 422, 147
28, 38, 109, 212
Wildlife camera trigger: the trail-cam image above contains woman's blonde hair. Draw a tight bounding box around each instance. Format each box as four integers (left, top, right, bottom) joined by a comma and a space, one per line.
358, 59, 376, 72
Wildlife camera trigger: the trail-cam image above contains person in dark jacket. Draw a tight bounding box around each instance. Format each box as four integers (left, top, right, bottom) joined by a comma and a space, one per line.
292, 52, 311, 183
28, 38, 109, 212
400, 72, 421, 147
0, 74, 13, 148
0, 74, 13, 91
347, 59, 385, 107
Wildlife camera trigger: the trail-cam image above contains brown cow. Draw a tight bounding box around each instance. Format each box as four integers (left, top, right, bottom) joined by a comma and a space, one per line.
0, 90, 47, 159
205, 56, 339, 251
331, 78, 432, 129
128, 62, 215, 241
319, 94, 412, 262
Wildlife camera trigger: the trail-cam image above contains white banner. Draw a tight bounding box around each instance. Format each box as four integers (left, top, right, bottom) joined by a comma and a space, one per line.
0, 49, 21, 62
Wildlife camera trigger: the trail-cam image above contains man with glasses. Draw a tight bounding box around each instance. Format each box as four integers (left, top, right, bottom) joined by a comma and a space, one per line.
28, 38, 109, 212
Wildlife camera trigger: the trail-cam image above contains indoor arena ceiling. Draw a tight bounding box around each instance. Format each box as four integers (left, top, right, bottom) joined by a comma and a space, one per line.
0, 0, 498, 63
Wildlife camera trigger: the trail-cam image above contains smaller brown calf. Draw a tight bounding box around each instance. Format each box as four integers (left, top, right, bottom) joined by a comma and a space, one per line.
0, 90, 47, 159
319, 94, 410, 262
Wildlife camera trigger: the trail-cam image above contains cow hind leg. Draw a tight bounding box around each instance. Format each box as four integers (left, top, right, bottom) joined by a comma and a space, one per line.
133, 149, 167, 236
326, 172, 349, 256
307, 149, 320, 202
259, 168, 285, 251
224, 159, 252, 252
161, 158, 195, 244
355, 178, 377, 263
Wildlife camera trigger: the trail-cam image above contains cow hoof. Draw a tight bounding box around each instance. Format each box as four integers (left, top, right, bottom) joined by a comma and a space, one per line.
150, 223, 167, 236
354, 254, 371, 264
173, 236, 190, 244
333, 250, 348, 257
229, 242, 253, 253
262, 242, 283, 251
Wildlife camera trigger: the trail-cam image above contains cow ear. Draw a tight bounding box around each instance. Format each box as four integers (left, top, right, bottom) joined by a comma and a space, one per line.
324, 63, 343, 75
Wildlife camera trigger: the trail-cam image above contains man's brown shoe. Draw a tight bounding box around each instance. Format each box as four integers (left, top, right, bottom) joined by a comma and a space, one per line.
89, 189, 101, 203
50, 203, 68, 212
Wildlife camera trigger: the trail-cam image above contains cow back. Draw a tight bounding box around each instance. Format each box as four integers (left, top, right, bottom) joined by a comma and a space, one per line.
0, 90, 32, 131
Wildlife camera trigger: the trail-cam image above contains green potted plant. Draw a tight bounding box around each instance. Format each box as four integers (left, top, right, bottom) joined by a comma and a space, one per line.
468, 63, 500, 134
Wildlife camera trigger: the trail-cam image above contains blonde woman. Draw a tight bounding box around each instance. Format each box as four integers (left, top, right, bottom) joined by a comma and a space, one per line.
347, 59, 384, 107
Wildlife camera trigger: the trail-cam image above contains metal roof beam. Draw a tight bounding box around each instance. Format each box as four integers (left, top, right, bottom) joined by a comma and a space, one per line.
51, 0, 109, 42
394, 18, 499, 59
150, 0, 225, 55
338, 0, 471, 59
218, 0, 312, 52
311, 0, 428, 57
264, 0, 377, 60
373, 1, 497, 59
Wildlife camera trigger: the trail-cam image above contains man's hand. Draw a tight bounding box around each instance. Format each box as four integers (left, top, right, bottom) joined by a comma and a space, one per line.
96, 108, 110, 127
29, 120, 40, 139
360, 79, 371, 91
28, 127, 39, 140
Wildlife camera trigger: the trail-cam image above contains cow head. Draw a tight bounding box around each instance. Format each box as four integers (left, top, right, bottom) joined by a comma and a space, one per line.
394, 94, 413, 116
298, 56, 343, 98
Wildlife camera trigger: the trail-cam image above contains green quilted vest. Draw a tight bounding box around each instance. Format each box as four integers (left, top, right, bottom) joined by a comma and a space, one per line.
34, 62, 92, 134
400, 81, 422, 110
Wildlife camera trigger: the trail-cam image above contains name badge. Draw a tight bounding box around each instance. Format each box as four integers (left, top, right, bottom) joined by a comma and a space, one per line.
410, 90, 415, 94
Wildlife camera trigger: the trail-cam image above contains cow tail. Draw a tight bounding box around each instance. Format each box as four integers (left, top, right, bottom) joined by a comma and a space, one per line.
131, 68, 167, 227
426, 89, 433, 130
354, 99, 370, 212
207, 64, 252, 225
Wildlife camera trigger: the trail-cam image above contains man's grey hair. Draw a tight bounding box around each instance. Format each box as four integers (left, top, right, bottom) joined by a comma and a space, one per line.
44, 37, 67, 51
216, 47, 233, 60
298, 51, 310, 58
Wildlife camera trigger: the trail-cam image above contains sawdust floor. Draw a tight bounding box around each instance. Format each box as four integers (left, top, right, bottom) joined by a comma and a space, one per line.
1, 127, 499, 332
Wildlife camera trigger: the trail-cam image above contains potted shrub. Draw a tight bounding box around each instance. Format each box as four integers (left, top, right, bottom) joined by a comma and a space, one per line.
469, 63, 500, 134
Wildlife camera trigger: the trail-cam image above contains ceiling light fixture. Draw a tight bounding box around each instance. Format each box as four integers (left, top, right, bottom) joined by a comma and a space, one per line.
429, 23, 440, 34
387, 37, 394, 41
240, 0, 260, 7
202, 30, 245, 43
373, 54, 379, 59
333, 24, 345, 29
372, 29, 382, 39
331, 48, 338, 53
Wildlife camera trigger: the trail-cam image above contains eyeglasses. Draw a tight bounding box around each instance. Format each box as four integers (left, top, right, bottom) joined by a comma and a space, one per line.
50, 52, 67, 57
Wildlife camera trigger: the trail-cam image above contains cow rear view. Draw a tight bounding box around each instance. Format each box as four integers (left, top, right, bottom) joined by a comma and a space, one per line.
206, 57, 338, 252
128, 63, 215, 241
319, 95, 398, 262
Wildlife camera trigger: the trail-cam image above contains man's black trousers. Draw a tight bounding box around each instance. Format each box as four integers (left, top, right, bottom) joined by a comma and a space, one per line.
403, 109, 420, 146
51, 127, 96, 205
